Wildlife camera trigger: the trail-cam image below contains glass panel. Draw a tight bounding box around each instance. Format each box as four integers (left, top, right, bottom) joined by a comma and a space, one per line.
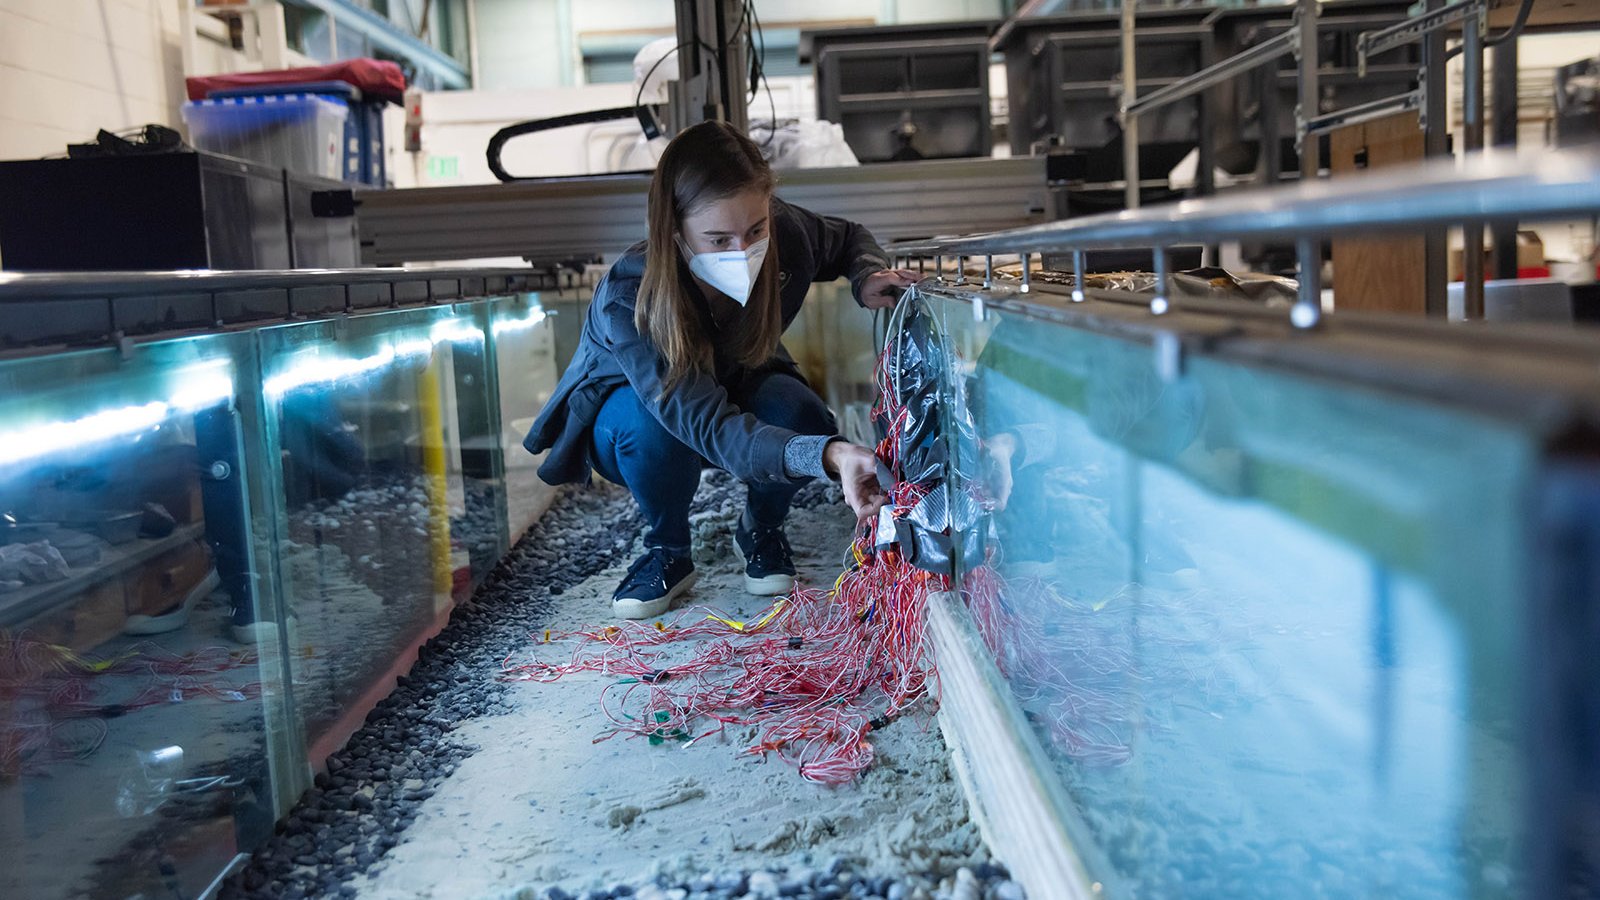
789, 281, 882, 445
257, 305, 480, 766
0, 334, 283, 900
490, 293, 561, 540
925, 294, 1535, 898
440, 301, 506, 592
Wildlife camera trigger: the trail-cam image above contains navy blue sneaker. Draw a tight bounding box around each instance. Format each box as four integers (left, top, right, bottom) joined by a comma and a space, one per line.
733, 521, 796, 595
612, 547, 697, 619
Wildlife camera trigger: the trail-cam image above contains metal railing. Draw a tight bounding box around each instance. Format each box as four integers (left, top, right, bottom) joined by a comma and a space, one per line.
887, 148, 1600, 330
0, 266, 556, 351
1115, 0, 1504, 316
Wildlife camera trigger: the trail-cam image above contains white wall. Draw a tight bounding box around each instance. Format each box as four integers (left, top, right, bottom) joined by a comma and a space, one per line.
0, 0, 189, 159
475, 0, 564, 91
0, 0, 305, 161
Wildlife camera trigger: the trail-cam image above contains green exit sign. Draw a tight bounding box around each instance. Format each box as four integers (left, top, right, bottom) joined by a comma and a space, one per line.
427, 155, 460, 179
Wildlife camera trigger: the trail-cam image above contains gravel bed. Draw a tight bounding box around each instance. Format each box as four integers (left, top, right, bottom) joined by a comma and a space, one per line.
222, 475, 1024, 900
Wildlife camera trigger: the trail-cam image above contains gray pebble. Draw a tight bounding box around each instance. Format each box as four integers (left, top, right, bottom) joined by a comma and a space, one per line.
992, 882, 1024, 900
747, 871, 781, 898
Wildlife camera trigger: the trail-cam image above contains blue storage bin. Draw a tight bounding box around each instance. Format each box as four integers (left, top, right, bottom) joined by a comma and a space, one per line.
202, 81, 388, 187
182, 93, 350, 182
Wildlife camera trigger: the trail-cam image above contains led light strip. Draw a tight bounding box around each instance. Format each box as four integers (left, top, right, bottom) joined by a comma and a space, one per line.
263, 316, 485, 398
0, 362, 234, 468
490, 307, 548, 337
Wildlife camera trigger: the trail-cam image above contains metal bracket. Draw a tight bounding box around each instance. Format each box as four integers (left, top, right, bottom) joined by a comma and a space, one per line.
1417, 63, 1431, 132
1358, 0, 1487, 76
1303, 89, 1423, 137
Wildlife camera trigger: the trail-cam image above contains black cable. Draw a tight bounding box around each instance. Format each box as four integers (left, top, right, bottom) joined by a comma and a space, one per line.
485, 106, 639, 182
745, 0, 778, 148
486, 39, 727, 182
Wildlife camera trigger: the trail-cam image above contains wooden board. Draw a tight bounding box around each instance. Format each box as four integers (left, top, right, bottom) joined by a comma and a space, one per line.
1489, 0, 1600, 30
1330, 111, 1430, 315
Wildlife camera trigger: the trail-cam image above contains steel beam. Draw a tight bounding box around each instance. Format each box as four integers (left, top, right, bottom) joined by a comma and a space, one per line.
1121, 0, 1140, 210
356, 157, 1050, 266
1296, 0, 1321, 180
1491, 26, 1520, 280
1462, 7, 1487, 320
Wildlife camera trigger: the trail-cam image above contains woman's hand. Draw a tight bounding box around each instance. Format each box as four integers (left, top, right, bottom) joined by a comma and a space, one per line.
823, 441, 888, 522
860, 269, 921, 310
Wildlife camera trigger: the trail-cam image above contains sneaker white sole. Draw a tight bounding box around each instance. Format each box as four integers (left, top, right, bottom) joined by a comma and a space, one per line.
731, 539, 795, 596
612, 570, 699, 620
124, 569, 222, 636
231, 613, 300, 647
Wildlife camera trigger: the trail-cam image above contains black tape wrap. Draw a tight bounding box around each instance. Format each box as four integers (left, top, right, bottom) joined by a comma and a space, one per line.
875, 295, 986, 576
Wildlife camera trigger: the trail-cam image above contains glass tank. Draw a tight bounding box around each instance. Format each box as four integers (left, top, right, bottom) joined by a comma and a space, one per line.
0, 284, 556, 899
918, 290, 1539, 899
0, 267, 1587, 898
0, 332, 282, 900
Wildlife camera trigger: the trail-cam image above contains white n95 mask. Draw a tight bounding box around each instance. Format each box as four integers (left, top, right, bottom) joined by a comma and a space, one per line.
678, 236, 769, 307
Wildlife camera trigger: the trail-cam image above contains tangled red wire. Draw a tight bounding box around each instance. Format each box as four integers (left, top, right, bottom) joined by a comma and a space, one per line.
0, 631, 262, 775
503, 340, 947, 785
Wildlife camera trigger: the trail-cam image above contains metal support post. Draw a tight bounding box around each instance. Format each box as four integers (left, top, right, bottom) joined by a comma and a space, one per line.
1295, 0, 1321, 180
1020, 252, 1032, 293
1071, 250, 1086, 302
1121, 0, 1140, 210
1421, 0, 1450, 317
955, 255, 967, 284
984, 255, 993, 289
1490, 32, 1519, 280
1294, 236, 1323, 328
1462, 8, 1486, 320
1260, 62, 1284, 185
1151, 246, 1170, 315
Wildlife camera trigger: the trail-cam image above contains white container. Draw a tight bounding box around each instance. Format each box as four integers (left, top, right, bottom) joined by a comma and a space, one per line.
181, 93, 350, 181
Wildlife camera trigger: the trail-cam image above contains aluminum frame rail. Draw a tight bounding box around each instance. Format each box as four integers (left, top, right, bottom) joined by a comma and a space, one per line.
355, 157, 1050, 267
1118, 0, 1321, 209
887, 148, 1600, 330
1357, 0, 1485, 75
1302, 88, 1423, 136
1122, 28, 1298, 122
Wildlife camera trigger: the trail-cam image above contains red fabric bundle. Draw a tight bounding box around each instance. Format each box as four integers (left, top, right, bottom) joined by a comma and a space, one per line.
186, 58, 406, 104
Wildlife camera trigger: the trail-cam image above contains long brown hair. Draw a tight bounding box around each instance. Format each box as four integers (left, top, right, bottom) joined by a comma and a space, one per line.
636, 121, 782, 391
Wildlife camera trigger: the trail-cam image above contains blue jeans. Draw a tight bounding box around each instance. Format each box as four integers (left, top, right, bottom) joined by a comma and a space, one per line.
589, 372, 835, 554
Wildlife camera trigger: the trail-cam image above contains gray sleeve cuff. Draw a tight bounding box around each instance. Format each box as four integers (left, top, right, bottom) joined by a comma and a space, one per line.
783, 433, 840, 480
849, 262, 888, 307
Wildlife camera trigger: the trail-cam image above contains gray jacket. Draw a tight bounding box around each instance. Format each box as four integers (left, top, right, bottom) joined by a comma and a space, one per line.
523, 198, 889, 487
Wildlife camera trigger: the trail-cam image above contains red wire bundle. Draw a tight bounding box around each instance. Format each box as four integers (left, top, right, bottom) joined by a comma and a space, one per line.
963, 568, 1138, 767
502, 343, 946, 785
0, 631, 262, 775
